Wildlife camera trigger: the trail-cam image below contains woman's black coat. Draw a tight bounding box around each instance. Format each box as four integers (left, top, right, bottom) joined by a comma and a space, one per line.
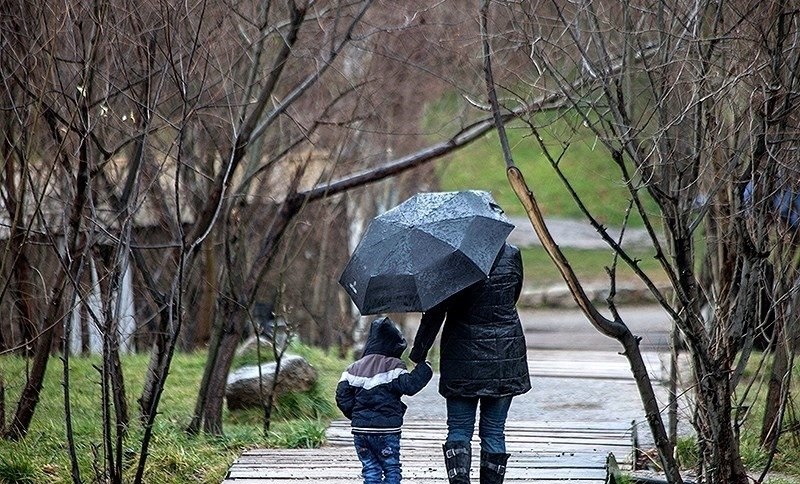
409, 243, 531, 399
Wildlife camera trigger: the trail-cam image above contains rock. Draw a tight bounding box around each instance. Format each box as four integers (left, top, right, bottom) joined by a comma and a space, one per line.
225, 355, 317, 411
236, 335, 277, 357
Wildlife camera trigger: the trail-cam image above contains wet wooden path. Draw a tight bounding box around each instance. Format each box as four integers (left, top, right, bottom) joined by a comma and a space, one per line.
223, 419, 633, 483
220, 348, 672, 483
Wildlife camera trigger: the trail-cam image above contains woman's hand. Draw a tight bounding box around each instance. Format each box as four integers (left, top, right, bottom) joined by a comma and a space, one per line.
409, 346, 426, 364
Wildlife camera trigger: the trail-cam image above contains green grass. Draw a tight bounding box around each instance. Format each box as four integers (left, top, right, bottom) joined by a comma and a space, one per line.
429, 105, 667, 288
520, 245, 668, 289
0, 451, 42, 484
736, 353, 800, 477
0, 344, 347, 483
434, 113, 661, 228
670, 353, 800, 480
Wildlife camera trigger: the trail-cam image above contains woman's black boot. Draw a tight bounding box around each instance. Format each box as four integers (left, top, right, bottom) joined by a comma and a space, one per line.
479, 451, 509, 484
442, 440, 471, 483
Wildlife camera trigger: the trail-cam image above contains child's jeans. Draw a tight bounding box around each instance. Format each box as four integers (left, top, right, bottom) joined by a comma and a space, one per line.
353, 433, 401, 483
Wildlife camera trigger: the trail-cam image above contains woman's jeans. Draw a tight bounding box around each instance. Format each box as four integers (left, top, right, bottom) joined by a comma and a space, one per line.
446, 396, 513, 453
353, 433, 402, 483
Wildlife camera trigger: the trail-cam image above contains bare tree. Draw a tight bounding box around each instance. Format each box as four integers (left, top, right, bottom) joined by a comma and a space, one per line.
479, 2, 682, 480
11, 2, 798, 483
2, 0, 490, 449
465, 1, 800, 482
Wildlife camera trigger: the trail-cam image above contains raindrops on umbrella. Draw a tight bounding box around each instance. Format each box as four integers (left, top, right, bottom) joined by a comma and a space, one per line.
339, 190, 514, 315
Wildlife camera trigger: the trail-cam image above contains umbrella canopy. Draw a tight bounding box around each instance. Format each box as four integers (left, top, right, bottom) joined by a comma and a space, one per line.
339, 190, 514, 315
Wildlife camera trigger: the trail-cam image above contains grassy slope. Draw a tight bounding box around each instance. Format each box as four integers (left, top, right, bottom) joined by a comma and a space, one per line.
436, 119, 667, 288
436, 115, 658, 225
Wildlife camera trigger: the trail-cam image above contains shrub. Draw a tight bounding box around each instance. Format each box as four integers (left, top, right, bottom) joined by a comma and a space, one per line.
267, 418, 327, 449
0, 452, 43, 484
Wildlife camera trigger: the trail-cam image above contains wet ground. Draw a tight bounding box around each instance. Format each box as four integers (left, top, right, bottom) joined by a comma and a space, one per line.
521, 304, 673, 351
403, 303, 694, 449
506, 215, 654, 250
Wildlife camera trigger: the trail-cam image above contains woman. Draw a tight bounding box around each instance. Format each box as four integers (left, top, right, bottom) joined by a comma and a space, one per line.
409, 242, 531, 484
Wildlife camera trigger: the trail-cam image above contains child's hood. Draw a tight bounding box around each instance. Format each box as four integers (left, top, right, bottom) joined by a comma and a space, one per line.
362, 316, 407, 358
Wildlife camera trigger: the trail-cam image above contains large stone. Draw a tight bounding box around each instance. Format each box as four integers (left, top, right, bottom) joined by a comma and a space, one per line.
225, 355, 317, 411
236, 335, 286, 357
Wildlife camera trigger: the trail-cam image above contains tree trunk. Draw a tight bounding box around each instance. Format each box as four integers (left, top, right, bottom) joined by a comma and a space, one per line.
619, 332, 684, 483
192, 196, 302, 434
96, 248, 131, 430
505, 166, 684, 483
194, 242, 217, 348
668, 321, 680, 452
2, 149, 36, 356
760, 272, 800, 450
138, 303, 173, 423
200, 306, 246, 434
693, 360, 749, 484
4, 279, 67, 440
760, 317, 788, 449
62, 290, 82, 484
5, 104, 91, 439
186, 305, 223, 435
9, 247, 36, 356
0, 376, 5, 434
106, 329, 128, 481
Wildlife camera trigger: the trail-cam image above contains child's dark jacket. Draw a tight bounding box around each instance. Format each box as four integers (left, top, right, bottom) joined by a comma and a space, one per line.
335, 317, 433, 434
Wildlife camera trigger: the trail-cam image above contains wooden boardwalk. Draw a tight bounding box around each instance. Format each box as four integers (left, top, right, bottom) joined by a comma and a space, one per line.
528, 350, 669, 382
223, 419, 633, 483
221, 349, 666, 483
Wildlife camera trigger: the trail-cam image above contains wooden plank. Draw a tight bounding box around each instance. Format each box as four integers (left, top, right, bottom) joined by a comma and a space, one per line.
328, 419, 634, 432
324, 437, 630, 453
324, 420, 633, 462
227, 468, 605, 479
224, 479, 605, 483
225, 419, 632, 483
224, 479, 607, 483
326, 421, 632, 432
326, 419, 634, 435
527, 351, 668, 381
234, 452, 608, 469
224, 455, 611, 481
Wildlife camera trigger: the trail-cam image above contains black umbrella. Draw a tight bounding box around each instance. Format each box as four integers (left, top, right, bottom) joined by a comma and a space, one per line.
339, 190, 514, 315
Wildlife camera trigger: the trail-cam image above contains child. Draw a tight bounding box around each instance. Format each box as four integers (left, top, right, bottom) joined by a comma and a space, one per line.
336, 316, 433, 484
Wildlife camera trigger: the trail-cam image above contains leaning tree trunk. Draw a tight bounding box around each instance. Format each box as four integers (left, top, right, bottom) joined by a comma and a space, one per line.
0, 376, 5, 434
2, 150, 37, 356
199, 302, 247, 435
760, 266, 800, 450
507, 166, 684, 483
193, 197, 302, 434
5, 106, 92, 440
477, 2, 681, 476
760, 306, 788, 449
4, 274, 69, 440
